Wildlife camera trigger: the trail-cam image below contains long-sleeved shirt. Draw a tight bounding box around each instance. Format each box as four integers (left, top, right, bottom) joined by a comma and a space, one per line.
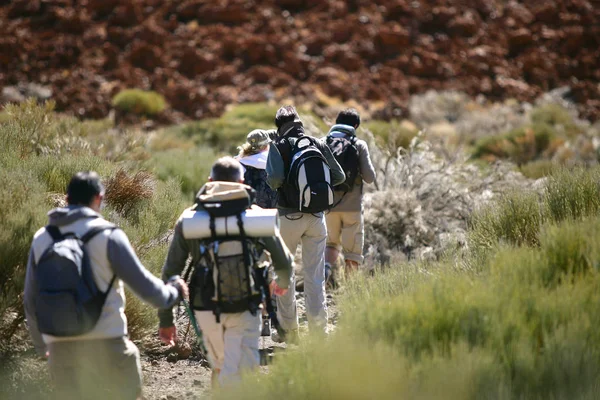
159, 183, 293, 328
24, 206, 180, 355
326, 124, 377, 212
266, 121, 345, 215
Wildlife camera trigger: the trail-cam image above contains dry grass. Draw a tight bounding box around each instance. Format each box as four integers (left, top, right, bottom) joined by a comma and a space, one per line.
104, 169, 155, 217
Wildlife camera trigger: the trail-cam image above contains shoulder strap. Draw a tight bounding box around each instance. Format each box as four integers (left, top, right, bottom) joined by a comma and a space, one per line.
45, 225, 63, 242
81, 224, 118, 295
81, 224, 117, 244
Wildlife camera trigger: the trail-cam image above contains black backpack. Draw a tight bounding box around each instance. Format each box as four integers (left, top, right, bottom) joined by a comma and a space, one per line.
35, 224, 117, 336
243, 165, 278, 209
279, 136, 334, 213
326, 134, 360, 192
187, 184, 266, 322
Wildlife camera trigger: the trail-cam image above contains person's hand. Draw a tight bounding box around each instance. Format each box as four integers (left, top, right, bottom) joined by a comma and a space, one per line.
159, 326, 177, 347
168, 277, 189, 301
269, 280, 288, 297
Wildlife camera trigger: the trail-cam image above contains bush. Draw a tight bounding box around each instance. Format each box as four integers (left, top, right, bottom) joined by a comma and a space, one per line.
174, 102, 328, 153
112, 89, 167, 116
519, 159, 559, 179
104, 169, 155, 218
544, 167, 600, 223
147, 147, 217, 197
530, 104, 582, 137
0, 101, 188, 351
219, 209, 600, 399
472, 124, 557, 165
469, 190, 544, 253
363, 119, 418, 153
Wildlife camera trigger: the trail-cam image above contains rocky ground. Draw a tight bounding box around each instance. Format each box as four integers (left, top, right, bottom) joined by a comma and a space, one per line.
1, 0, 599, 122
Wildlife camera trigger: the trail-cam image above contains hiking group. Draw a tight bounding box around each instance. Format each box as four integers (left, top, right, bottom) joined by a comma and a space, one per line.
24, 106, 375, 399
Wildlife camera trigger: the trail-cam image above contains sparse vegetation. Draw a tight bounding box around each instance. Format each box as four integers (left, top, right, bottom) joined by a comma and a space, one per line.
218, 168, 600, 400
3, 97, 600, 399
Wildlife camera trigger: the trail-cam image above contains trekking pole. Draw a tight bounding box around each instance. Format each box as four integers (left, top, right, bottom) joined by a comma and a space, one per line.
181, 298, 209, 360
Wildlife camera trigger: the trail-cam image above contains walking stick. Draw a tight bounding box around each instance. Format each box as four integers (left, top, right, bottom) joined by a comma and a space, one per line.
181, 298, 209, 360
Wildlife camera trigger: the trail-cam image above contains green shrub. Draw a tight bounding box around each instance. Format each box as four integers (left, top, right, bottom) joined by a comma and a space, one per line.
363, 119, 418, 152
173, 102, 327, 153
544, 167, 600, 223
220, 209, 600, 399
1, 99, 58, 157
472, 124, 557, 165
519, 159, 559, 179
0, 168, 47, 333
0, 101, 187, 350
147, 147, 217, 197
538, 218, 600, 286
531, 104, 582, 137
469, 190, 544, 254
112, 89, 167, 116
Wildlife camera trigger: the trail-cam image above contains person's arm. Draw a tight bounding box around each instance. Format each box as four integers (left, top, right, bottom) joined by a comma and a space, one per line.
158, 219, 191, 328
358, 140, 376, 184
107, 229, 183, 310
266, 143, 285, 190
320, 141, 346, 186
262, 231, 293, 289
23, 248, 46, 357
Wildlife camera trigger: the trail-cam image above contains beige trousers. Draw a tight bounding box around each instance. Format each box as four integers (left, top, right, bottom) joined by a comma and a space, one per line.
325, 210, 364, 263
277, 213, 328, 333
195, 310, 261, 386
47, 337, 142, 400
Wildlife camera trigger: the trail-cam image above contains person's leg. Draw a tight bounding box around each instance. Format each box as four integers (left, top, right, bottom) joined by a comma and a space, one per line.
276, 214, 305, 332
195, 310, 225, 385
325, 212, 342, 265
103, 338, 143, 400
301, 214, 328, 333
48, 341, 85, 400
49, 338, 143, 400
340, 211, 364, 275
219, 311, 261, 386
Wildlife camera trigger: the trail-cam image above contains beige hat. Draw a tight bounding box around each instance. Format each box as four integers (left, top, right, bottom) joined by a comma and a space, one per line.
246, 129, 271, 150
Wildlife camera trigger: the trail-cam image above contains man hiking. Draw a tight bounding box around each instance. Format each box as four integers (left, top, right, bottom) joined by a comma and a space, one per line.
24, 171, 188, 400
324, 109, 376, 281
266, 105, 345, 340
237, 129, 278, 209
158, 157, 293, 386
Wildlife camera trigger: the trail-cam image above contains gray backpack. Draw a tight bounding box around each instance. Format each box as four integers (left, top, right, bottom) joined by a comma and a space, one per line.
35, 224, 117, 336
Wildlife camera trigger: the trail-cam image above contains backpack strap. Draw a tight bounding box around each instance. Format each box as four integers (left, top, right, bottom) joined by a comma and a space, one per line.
45, 225, 63, 242
81, 224, 118, 295
81, 224, 117, 243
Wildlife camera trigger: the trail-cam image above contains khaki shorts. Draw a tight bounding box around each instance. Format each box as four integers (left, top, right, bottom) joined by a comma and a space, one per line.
325, 210, 364, 263
48, 337, 142, 400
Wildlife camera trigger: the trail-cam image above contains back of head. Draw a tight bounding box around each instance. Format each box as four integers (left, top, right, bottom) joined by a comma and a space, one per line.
336, 108, 361, 128
66, 171, 104, 206
275, 105, 300, 129
211, 156, 244, 182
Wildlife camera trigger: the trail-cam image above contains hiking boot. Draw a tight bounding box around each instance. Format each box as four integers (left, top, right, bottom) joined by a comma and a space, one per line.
272, 327, 300, 345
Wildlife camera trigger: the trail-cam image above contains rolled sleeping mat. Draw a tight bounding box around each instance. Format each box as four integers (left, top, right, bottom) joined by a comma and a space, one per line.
181, 208, 279, 239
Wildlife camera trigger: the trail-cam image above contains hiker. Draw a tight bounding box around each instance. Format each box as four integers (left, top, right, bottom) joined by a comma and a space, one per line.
23, 171, 188, 400
324, 108, 376, 281
158, 157, 293, 386
236, 129, 278, 209
266, 105, 345, 339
